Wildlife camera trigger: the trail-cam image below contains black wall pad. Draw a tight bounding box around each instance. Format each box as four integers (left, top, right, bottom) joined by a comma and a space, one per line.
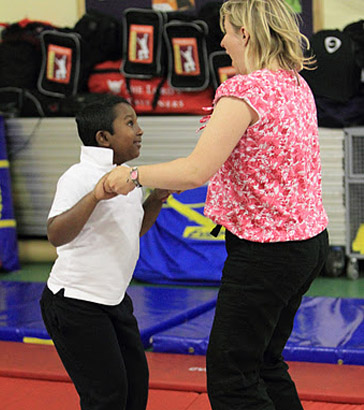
343, 20, 364, 70
301, 30, 361, 103
73, 9, 123, 73
164, 19, 209, 91
0, 87, 45, 117
122, 8, 167, 79
197, 1, 224, 54
37, 30, 82, 98
209, 50, 236, 90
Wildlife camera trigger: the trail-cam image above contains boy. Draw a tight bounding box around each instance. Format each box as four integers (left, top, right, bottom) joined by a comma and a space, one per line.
40, 96, 170, 410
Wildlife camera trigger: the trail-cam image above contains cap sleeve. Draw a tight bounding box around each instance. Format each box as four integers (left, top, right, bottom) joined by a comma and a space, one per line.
213, 74, 269, 120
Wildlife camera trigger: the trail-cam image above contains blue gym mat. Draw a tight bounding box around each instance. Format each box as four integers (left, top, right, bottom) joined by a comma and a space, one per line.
0, 281, 218, 348
152, 309, 214, 355
152, 297, 364, 365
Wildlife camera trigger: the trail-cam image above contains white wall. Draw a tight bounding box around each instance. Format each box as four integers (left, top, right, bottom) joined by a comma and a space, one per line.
323, 0, 363, 30
0, 0, 362, 30
0, 0, 80, 27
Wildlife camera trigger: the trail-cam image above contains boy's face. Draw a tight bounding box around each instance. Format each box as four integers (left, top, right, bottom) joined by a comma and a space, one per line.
107, 103, 143, 165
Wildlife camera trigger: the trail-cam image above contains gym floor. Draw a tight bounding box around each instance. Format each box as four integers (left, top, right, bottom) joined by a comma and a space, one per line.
1, 261, 364, 410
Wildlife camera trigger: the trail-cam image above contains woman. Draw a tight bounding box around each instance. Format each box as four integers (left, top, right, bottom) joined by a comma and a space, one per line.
105, 1, 329, 408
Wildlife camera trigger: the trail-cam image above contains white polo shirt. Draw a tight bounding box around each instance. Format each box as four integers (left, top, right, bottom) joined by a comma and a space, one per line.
47, 146, 144, 305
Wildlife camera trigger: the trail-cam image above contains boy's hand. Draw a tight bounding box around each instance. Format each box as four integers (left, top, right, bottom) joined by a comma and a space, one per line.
150, 189, 176, 203
104, 166, 136, 195
93, 173, 118, 202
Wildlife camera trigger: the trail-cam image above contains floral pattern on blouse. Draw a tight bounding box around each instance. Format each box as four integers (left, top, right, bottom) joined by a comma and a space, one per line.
204, 69, 328, 242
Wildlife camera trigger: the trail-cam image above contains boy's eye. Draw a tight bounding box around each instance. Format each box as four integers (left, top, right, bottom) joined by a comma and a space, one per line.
127, 120, 133, 126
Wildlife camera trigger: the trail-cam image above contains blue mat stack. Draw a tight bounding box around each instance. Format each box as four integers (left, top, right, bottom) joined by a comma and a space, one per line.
0, 281, 218, 348
152, 296, 364, 365
1, 281, 364, 365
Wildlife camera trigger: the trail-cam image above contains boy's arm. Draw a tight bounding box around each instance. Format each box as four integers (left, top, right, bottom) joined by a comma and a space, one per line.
140, 189, 171, 237
47, 173, 116, 247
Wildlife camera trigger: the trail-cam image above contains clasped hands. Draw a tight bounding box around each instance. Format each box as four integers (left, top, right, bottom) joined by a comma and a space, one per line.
102, 166, 174, 202
104, 166, 136, 196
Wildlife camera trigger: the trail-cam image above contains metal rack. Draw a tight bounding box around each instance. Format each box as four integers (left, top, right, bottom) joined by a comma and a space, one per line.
344, 127, 364, 279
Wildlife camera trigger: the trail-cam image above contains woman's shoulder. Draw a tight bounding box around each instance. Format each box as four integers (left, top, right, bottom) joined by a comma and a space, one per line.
214, 72, 263, 101
216, 68, 283, 91
221, 71, 263, 87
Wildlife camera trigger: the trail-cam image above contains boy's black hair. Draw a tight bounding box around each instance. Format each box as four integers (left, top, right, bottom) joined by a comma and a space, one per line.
75, 95, 131, 146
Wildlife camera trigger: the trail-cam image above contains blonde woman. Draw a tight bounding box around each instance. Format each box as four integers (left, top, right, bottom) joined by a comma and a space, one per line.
105, 1, 329, 408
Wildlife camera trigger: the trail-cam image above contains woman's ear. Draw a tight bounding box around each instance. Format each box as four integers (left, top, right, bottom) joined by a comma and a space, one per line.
240, 27, 249, 46
95, 130, 111, 147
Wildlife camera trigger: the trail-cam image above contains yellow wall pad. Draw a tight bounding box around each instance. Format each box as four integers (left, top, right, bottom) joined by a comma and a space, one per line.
352, 224, 364, 255
0, 220, 16, 228
18, 240, 57, 263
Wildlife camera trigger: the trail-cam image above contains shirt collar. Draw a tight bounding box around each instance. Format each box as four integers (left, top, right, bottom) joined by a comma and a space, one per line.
80, 146, 115, 169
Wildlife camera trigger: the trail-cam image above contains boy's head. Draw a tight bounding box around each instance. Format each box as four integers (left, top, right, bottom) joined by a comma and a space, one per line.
75, 95, 143, 165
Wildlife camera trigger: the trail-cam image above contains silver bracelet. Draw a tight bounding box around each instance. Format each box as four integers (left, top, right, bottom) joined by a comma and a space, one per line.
130, 167, 142, 188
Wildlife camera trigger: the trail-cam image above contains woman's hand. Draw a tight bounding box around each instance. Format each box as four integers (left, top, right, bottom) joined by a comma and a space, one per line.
104, 166, 136, 195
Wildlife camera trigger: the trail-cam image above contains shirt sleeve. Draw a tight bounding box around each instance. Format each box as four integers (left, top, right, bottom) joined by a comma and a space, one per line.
213, 74, 270, 121
48, 166, 91, 219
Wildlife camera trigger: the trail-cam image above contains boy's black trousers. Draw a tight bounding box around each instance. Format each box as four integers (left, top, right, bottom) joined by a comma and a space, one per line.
206, 229, 329, 410
40, 286, 149, 410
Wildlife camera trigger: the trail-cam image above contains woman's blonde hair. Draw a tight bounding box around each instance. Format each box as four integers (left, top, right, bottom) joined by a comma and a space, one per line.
220, 0, 313, 72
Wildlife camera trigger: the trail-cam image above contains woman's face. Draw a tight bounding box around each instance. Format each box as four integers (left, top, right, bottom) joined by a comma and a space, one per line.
220, 17, 248, 75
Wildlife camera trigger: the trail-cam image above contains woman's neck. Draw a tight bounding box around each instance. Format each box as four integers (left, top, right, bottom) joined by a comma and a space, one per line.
266, 60, 284, 71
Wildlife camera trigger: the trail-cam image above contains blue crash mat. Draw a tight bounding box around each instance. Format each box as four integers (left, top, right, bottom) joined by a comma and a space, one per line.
284, 296, 364, 365
0, 282, 49, 341
0, 281, 217, 347
152, 309, 215, 355
152, 297, 364, 365
130, 286, 217, 347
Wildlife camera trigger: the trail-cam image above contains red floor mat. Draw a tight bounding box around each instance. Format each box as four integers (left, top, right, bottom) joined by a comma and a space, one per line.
288, 361, 364, 404
302, 401, 364, 410
185, 395, 364, 410
1, 341, 364, 404
148, 351, 364, 404
0, 377, 200, 410
185, 393, 211, 409
148, 351, 207, 392
0, 341, 68, 382
147, 390, 199, 410
0, 376, 79, 410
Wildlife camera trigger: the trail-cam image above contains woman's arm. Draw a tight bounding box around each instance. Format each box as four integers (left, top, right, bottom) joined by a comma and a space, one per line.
47, 173, 116, 247
104, 97, 256, 195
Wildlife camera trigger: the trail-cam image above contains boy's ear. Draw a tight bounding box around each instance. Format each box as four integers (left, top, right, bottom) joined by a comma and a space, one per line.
95, 130, 111, 147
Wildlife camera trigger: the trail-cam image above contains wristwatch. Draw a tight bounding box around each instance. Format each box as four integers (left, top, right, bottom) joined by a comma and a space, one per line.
130, 167, 142, 188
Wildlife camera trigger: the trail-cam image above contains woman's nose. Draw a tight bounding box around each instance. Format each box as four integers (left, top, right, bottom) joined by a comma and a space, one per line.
220, 36, 226, 49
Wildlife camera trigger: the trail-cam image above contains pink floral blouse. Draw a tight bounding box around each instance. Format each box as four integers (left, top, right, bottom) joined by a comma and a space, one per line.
204, 69, 329, 242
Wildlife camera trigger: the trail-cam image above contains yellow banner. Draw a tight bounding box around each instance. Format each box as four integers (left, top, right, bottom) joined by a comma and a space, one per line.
0, 219, 16, 228
166, 195, 224, 241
